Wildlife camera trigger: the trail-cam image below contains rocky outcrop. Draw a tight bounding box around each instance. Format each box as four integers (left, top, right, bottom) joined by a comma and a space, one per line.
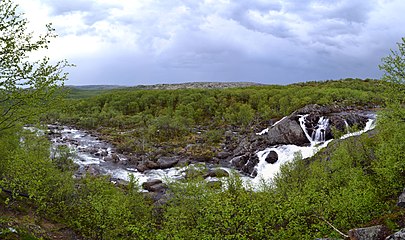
142, 179, 167, 193
157, 157, 179, 169
136, 157, 180, 172
397, 188, 405, 208
227, 104, 374, 176
348, 225, 389, 240
386, 228, 405, 240
261, 116, 309, 146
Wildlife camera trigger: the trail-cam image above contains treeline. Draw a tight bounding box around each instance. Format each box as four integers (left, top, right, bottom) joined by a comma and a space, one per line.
46, 78, 388, 155
1, 104, 404, 239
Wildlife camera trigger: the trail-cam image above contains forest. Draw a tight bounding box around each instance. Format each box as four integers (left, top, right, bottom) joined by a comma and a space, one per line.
1, 0, 405, 239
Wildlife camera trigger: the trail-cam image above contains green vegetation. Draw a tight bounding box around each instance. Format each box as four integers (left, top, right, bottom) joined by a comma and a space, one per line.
1, 0, 405, 239
46, 78, 388, 159
0, 0, 70, 132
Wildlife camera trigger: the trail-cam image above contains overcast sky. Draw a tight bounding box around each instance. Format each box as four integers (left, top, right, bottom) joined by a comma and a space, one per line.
14, 0, 405, 86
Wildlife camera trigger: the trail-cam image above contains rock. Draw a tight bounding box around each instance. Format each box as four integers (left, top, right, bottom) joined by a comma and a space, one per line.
397, 188, 405, 208
230, 153, 250, 169
157, 157, 179, 169
136, 163, 148, 172
217, 151, 230, 159
142, 179, 166, 192
111, 153, 120, 163
148, 183, 167, 192
85, 147, 98, 155
85, 165, 101, 176
203, 168, 229, 178
241, 155, 258, 177
386, 228, 405, 240
265, 150, 278, 164
263, 117, 309, 146
348, 225, 389, 240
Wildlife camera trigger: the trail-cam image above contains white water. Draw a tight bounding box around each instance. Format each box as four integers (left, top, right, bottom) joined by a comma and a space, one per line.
251, 115, 376, 185
46, 126, 229, 186
32, 113, 376, 189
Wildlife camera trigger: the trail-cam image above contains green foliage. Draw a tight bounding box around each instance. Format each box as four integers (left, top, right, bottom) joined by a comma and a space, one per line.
0, 0, 70, 131
46, 79, 388, 157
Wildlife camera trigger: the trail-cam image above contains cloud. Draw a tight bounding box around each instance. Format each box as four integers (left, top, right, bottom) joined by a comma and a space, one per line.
13, 0, 405, 85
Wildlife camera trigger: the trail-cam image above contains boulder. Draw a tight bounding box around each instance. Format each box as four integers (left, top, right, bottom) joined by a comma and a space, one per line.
142, 179, 167, 192
348, 225, 389, 240
241, 155, 259, 177
397, 188, 405, 208
203, 168, 230, 178
386, 228, 405, 240
230, 153, 250, 169
111, 153, 120, 163
136, 159, 160, 172
217, 151, 230, 159
265, 150, 278, 164
157, 157, 179, 169
263, 117, 309, 146
85, 165, 101, 176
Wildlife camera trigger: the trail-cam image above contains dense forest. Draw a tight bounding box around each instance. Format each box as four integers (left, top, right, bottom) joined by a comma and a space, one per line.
1, 0, 405, 239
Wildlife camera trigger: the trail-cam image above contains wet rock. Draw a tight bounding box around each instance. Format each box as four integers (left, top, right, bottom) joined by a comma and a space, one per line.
94, 150, 108, 157
85, 147, 98, 155
157, 157, 179, 169
241, 155, 259, 177
136, 163, 148, 172
230, 153, 250, 169
112, 153, 120, 163
386, 228, 405, 240
397, 188, 405, 208
85, 165, 101, 176
264, 117, 309, 146
203, 168, 229, 178
146, 160, 159, 169
217, 151, 230, 159
142, 179, 167, 193
265, 150, 278, 164
348, 225, 389, 240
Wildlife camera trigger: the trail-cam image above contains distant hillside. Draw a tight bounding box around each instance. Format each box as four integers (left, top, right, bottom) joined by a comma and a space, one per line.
130, 82, 264, 90
66, 85, 127, 91
65, 82, 264, 98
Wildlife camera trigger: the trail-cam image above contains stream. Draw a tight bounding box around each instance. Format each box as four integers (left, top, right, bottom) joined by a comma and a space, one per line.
39, 112, 376, 189
46, 125, 229, 186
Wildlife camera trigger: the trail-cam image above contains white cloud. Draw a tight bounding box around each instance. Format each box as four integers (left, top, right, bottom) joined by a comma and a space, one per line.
12, 0, 405, 85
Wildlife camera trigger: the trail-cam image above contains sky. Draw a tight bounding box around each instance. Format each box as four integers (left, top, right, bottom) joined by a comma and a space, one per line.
14, 0, 405, 86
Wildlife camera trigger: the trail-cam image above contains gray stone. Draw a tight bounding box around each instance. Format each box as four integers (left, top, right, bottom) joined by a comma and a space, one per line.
265, 150, 278, 164
397, 188, 405, 208
157, 157, 179, 169
264, 117, 309, 146
203, 168, 229, 178
385, 228, 405, 240
142, 179, 165, 192
348, 225, 388, 240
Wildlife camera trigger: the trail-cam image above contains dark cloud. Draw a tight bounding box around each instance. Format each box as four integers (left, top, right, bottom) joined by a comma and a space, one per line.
18, 0, 405, 85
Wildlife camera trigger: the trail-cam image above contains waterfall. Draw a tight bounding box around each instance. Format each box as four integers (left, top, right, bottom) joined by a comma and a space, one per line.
253, 116, 376, 186
298, 114, 313, 143
298, 115, 329, 146
344, 120, 350, 133
312, 117, 329, 143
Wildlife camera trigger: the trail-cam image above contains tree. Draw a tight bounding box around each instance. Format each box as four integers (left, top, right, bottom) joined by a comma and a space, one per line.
379, 37, 405, 104
0, 0, 69, 131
